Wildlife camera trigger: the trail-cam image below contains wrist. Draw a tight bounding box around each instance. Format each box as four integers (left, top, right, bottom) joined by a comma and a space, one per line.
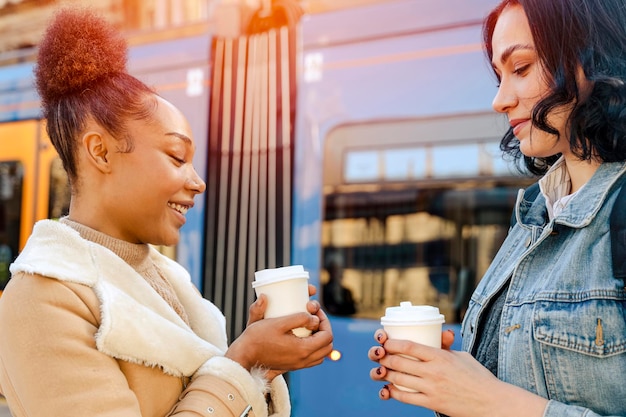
225, 341, 254, 371
491, 381, 548, 417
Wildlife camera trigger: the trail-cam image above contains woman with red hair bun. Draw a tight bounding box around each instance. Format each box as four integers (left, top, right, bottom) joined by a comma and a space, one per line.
0, 8, 333, 417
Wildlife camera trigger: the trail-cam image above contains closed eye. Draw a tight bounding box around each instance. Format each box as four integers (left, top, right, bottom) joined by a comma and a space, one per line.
513, 64, 530, 76
171, 155, 186, 165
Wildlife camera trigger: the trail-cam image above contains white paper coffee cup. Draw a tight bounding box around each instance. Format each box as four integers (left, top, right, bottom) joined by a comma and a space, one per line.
252, 265, 311, 337
381, 301, 445, 391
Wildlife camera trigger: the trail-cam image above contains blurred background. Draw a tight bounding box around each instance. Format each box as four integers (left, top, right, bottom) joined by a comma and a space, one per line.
0, 0, 387, 54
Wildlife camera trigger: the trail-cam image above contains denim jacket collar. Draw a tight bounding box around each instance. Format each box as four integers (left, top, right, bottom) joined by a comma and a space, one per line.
517, 161, 626, 229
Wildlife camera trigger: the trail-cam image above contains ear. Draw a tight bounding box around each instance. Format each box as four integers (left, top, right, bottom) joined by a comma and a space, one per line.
82, 131, 112, 173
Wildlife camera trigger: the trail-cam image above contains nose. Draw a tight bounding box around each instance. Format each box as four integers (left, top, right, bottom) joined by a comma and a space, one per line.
492, 78, 516, 114
186, 169, 206, 194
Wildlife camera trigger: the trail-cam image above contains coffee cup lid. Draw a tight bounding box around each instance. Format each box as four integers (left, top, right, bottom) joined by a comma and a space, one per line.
252, 265, 309, 287
380, 302, 445, 326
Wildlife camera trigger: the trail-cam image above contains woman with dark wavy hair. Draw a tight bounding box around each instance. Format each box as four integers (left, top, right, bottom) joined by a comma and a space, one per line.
369, 0, 626, 416
0, 8, 333, 417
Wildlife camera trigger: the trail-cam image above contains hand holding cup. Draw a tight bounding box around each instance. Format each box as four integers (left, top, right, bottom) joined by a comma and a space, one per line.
378, 301, 445, 391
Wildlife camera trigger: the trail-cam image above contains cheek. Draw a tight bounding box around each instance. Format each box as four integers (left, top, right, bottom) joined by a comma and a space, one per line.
546, 105, 573, 135
523, 70, 552, 109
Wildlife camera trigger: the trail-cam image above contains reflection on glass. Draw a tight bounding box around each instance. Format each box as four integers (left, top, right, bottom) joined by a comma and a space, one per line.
321, 186, 523, 323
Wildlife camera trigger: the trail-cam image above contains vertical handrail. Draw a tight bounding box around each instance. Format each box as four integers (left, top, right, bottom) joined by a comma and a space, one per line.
257, 32, 269, 270
246, 31, 262, 282
280, 25, 292, 265
218, 38, 234, 316
230, 36, 249, 331
267, 28, 278, 268
237, 34, 257, 328
209, 38, 226, 306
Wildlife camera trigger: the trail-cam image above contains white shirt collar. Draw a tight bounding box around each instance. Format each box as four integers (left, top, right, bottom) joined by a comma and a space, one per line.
538, 156, 584, 220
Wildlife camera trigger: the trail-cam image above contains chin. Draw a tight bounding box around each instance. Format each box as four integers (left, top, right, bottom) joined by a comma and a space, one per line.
151, 233, 180, 248
162, 238, 180, 248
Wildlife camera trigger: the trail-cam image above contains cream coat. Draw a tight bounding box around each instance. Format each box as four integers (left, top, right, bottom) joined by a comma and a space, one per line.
0, 220, 290, 417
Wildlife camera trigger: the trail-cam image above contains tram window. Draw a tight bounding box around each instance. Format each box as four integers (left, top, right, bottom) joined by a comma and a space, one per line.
320, 115, 532, 323
0, 161, 23, 290
48, 157, 70, 220
321, 186, 522, 323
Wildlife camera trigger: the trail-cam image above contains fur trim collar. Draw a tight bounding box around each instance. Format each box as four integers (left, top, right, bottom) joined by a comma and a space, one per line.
11, 220, 226, 377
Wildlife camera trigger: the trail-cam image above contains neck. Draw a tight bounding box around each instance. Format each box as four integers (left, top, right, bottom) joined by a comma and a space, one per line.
563, 156, 601, 193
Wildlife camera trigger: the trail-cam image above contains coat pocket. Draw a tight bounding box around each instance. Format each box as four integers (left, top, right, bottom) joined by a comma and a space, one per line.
534, 299, 626, 357
532, 299, 626, 414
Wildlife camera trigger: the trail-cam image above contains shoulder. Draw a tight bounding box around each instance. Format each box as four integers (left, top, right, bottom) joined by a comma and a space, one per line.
0, 274, 102, 354
11, 220, 99, 285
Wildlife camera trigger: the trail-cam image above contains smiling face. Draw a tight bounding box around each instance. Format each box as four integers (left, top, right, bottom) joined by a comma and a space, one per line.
490, 4, 573, 159
90, 95, 206, 246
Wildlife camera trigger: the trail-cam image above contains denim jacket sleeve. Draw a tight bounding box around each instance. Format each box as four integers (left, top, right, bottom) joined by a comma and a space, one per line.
544, 400, 624, 417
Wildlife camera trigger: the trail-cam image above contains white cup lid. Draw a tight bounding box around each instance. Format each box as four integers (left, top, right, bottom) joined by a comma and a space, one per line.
252, 265, 309, 287
381, 302, 445, 326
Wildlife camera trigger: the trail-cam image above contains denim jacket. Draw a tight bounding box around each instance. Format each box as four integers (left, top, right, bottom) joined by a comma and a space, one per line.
461, 161, 626, 417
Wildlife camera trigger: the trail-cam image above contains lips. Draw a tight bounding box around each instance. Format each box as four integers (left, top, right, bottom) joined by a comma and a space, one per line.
510, 118, 530, 137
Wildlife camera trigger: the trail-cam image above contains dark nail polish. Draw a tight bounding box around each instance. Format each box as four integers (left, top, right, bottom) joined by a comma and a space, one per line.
376, 367, 382, 375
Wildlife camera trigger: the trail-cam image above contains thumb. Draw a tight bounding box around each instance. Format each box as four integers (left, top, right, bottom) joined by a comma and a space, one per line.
247, 295, 267, 325
275, 312, 319, 334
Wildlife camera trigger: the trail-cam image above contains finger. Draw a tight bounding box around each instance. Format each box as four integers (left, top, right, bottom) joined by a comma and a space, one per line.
306, 312, 334, 354
367, 345, 386, 361
379, 352, 422, 376
308, 284, 317, 297
315, 305, 331, 330
384, 372, 431, 404
383, 339, 439, 362
374, 329, 388, 344
384, 368, 423, 393
291, 333, 334, 369
306, 299, 320, 315
308, 319, 333, 347
378, 384, 391, 400
247, 295, 267, 325
369, 364, 387, 381
442, 329, 455, 350
273, 312, 320, 334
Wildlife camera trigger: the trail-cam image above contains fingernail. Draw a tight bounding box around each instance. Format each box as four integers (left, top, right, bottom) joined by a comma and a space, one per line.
376, 332, 383, 342
375, 366, 382, 375
374, 347, 381, 357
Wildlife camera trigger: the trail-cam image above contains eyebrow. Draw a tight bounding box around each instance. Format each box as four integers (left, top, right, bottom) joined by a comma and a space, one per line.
165, 132, 192, 146
493, 43, 535, 67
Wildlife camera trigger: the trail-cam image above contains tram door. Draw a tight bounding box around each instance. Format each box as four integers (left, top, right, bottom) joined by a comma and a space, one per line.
0, 120, 68, 294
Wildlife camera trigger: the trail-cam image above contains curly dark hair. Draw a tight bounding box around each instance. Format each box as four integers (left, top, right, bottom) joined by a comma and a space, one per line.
483, 0, 626, 175
35, 8, 155, 184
